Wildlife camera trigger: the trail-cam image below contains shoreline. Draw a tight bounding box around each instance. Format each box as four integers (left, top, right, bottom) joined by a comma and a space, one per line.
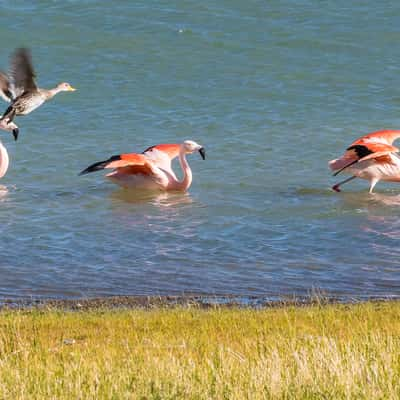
1, 293, 399, 311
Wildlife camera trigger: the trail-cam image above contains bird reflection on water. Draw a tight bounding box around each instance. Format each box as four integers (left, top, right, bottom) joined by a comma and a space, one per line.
368, 192, 400, 207
0, 184, 8, 201
360, 193, 400, 243
337, 191, 400, 253
336, 190, 400, 209
108, 189, 203, 241
109, 189, 194, 207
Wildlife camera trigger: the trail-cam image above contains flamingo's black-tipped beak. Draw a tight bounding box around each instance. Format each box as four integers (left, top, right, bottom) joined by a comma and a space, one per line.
12, 128, 19, 141
199, 147, 206, 160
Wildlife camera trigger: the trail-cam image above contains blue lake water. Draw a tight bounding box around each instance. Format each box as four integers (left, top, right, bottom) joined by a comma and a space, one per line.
0, 1, 398, 299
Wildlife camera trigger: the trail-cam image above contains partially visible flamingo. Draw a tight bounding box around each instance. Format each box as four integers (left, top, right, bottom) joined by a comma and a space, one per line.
0, 139, 9, 179
79, 140, 206, 191
0, 117, 18, 138
329, 129, 400, 193
0, 117, 18, 179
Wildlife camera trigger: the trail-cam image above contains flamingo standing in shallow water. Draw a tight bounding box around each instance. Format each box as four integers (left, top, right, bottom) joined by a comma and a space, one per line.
79, 140, 206, 191
329, 129, 400, 193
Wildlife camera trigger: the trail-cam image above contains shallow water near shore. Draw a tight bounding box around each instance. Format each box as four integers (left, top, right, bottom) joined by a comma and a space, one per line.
0, 1, 399, 299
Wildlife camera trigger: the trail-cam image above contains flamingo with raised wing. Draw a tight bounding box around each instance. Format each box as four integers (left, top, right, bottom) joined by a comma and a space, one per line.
79, 140, 205, 191
329, 129, 400, 193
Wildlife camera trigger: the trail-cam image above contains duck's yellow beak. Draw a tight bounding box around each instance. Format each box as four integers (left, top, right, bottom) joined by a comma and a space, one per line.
68, 86, 76, 91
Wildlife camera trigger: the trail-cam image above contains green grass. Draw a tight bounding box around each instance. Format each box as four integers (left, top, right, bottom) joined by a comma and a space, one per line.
0, 301, 399, 399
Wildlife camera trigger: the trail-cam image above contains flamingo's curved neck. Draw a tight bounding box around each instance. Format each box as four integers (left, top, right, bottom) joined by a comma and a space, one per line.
173, 147, 192, 191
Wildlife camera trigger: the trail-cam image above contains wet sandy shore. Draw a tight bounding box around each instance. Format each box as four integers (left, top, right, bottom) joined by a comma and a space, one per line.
0, 294, 398, 311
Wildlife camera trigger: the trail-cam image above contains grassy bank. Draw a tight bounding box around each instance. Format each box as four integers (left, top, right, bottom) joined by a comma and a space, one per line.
0, 301, 399, 399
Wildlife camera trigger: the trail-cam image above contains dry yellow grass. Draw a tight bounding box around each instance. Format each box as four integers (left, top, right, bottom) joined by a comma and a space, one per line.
0, 301, 398, 399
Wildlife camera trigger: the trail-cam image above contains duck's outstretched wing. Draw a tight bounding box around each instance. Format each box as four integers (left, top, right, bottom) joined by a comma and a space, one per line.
0, 72, 12, 102
9, 48, 37, 97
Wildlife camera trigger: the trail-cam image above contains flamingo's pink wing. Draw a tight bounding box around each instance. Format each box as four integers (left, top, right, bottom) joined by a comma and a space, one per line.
356, 143, 399, 162
107, 153, 147, 168
142, 144, 180, 172
350, 129, 400, 146
329, 142, 399, 174
80, 144, 182, 177
80, 152, 155, 176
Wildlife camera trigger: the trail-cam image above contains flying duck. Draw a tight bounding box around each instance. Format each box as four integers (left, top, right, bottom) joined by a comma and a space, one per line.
0, 48, 75, 140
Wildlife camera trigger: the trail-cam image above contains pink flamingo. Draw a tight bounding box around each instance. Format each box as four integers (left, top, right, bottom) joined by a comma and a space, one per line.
79, 140, 206, 191
329, 129, 400, 193
0, 138, 8, 179
0, 117, 18, 179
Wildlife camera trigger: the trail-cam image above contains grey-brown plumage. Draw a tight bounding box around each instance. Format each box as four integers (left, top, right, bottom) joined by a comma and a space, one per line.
0, 48, 76, 140
0, 72, 12, 102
